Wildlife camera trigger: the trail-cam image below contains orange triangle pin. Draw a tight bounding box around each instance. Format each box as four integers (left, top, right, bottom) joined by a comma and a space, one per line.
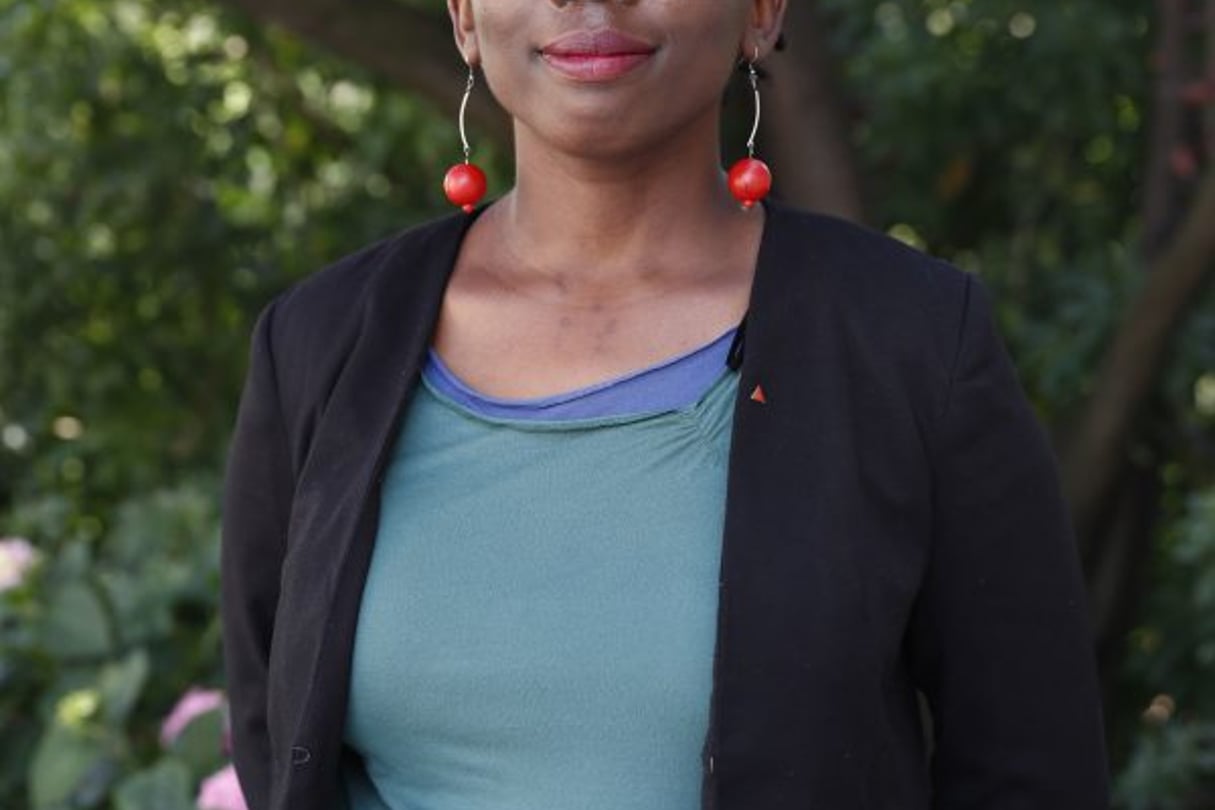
750, 384, 768, 404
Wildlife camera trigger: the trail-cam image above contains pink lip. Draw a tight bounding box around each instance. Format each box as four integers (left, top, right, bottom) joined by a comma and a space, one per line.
540, 29, 657, 82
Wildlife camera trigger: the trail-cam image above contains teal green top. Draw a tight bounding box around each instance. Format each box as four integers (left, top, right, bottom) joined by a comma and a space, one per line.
341, 361, 739, 810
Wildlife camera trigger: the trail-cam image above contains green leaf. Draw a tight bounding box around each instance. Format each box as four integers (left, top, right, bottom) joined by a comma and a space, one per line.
112, 758, 193, 810
28, 722, 121, 809
169, 708, 226, 781
97, 649, 150, 727
41, 581, 112, 659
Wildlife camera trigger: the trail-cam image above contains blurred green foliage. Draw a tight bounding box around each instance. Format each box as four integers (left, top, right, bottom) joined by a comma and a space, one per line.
1, 482, 229, 808
1, 0, 1213, 807
0, 0, 505, 514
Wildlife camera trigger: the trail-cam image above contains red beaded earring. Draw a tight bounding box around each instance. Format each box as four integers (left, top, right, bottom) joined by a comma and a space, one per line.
727, 48, 773, 210
443, 65, 488, 213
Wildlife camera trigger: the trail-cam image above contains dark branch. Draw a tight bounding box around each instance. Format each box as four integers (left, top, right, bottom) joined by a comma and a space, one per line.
214, 0, 512, 148
1065, 167, 1215, 558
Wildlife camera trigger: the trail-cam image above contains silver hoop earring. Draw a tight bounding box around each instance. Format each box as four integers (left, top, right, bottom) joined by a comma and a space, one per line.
727, 46, 773, 210
443, 64, 488, 213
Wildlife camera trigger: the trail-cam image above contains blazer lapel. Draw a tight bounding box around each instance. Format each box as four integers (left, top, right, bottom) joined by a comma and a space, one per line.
707, 202, 931, 810
704, 200, 862, 808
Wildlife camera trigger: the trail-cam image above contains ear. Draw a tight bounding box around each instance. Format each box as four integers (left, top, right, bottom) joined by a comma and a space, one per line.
447, 0, 481, 66
742, 0, 788, 60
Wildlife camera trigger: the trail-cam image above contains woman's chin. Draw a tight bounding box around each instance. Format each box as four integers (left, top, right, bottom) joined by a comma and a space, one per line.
520, 124, 660, 164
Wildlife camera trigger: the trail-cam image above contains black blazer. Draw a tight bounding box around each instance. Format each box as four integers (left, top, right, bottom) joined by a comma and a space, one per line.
220, 200, 1111, 810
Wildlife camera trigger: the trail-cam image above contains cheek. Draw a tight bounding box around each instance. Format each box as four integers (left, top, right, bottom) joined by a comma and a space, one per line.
659, 5, 749, 82
658, 26, 742, 108
469, 5, 532, 109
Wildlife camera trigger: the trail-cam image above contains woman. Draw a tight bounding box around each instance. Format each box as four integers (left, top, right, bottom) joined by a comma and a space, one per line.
219, 1, 1112, 809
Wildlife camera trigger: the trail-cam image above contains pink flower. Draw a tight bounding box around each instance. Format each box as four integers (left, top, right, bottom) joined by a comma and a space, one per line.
196, 763, 249, 810
0, 537, 39, 592
161, 687, 225, 748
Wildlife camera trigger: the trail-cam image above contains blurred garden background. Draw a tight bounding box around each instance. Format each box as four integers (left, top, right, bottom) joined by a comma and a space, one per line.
1, 0, 1214, 807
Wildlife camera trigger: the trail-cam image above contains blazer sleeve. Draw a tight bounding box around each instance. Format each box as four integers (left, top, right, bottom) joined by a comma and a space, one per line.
906, 271, 1112, 808
220, 292, 294, 810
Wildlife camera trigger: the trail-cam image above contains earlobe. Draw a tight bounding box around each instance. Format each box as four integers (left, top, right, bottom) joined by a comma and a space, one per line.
738, 36, 767, 66
460, 37, 482, 69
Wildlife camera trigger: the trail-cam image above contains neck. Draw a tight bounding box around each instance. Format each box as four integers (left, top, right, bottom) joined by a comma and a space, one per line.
493, 113, 753, 293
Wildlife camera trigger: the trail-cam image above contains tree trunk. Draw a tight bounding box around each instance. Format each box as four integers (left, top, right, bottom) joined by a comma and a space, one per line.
1064, 168, 1215, 563
761, 0, 865, 221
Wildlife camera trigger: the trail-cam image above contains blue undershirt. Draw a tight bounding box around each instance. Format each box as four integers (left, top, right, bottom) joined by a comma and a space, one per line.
424, 325, 739, 420
341, 328, 740, 810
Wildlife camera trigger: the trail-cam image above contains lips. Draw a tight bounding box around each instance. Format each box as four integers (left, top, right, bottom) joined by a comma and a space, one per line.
540, 29, 658, 82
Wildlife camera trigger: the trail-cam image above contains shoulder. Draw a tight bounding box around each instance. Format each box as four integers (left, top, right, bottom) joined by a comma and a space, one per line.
263, 210, 469, 344
761, 200, 977, 372
756, 202, 990, 430
764, 201, 971, 318
244, 209, 469, 431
